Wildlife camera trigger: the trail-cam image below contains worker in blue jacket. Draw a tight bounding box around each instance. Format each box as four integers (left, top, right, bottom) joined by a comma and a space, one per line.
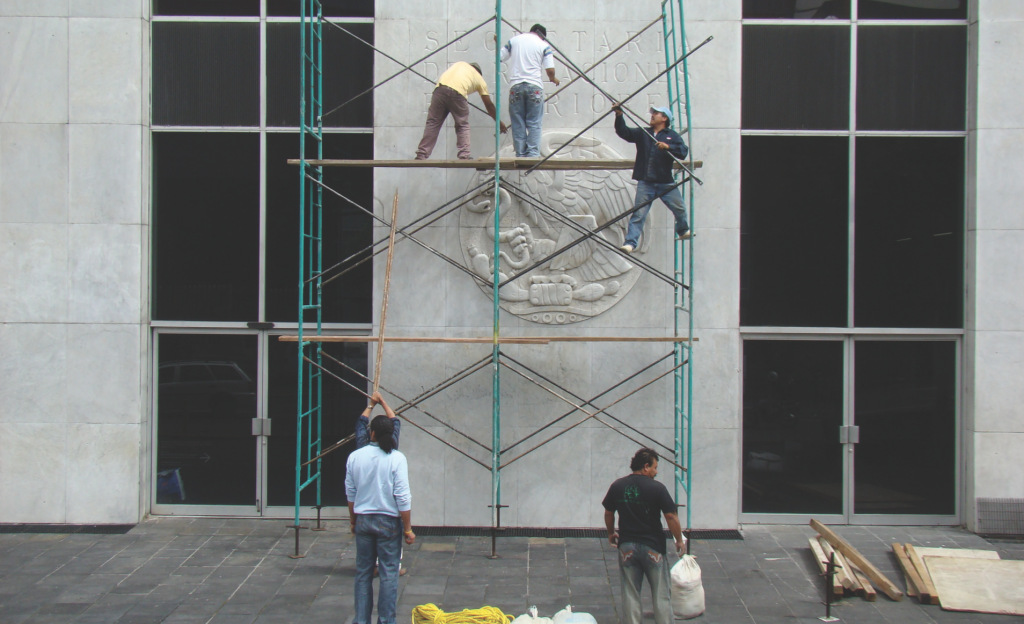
612, 104, 690, 253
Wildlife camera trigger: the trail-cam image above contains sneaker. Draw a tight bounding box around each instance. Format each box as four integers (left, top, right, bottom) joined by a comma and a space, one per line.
399, 567, 408, 577
620, 244, 634, 254
676, 230, 692, 241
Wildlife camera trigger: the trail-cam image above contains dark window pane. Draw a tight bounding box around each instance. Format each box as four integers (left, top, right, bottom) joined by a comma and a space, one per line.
267, 23, 374, 128
267, 0, 374, 18
743, 340, 845, 515
857, 26, 967, 131
741, 136, 849, 326
153, 22, 259, 126
157, 334, 258, 506
859, 0, 966, 19
154, 133, 260, 321
742, 25, 850, 130
743, 0, 850, 19
854, 137, 964, 328
266, 338, 368, 507
854, 341, 956, 515
265, 133, 373, 323
154, 0, 259, 16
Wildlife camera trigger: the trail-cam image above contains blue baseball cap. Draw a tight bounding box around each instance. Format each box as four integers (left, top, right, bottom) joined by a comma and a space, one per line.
650, 106, 673, 124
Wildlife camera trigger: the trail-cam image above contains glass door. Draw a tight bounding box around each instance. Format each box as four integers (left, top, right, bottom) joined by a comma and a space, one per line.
262, 334, 369, 518
741, 339, 848, 523
849, 339, 958, 523
153, 331, 263, 515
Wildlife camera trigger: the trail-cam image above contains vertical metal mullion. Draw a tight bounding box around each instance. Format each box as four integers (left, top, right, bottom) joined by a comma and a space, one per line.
845, 336, 855, 522
954, 336, 962, 524
256, 331, 267, 513
258, 1, 267, 322
848, 18, 857, 330
150, 331, 161, 516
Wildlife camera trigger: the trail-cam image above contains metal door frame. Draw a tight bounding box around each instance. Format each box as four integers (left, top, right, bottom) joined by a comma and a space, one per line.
739, 331, 962, 526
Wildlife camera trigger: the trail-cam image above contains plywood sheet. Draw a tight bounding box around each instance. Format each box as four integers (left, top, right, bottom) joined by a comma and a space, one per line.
926, 558, 1024, 615
916, 547, 1000, 560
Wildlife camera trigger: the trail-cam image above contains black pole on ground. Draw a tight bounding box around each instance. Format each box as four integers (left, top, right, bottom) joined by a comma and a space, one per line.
488, 504, 508, 559
312, 505, 325, 531
820, 551, 840, 622
289, 525, 305, 559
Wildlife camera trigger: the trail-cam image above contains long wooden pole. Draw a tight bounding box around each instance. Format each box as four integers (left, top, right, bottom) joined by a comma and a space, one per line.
373, 190, 400, 395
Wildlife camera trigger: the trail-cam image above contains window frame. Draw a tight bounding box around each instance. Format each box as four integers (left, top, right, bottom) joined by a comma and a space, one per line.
739, 3, 968, 525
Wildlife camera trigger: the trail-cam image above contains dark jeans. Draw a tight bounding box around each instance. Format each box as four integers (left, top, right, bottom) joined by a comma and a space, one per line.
354, 514, 403, 624
625, 181, 689, 249
416, 85, 472, 160
618, 542, 673, 624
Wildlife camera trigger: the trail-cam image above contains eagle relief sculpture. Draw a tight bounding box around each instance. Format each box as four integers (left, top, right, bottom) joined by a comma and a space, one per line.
460, 132, 652, 325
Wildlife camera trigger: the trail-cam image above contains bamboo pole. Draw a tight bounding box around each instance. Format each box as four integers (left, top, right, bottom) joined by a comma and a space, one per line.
373, 190, 400, 395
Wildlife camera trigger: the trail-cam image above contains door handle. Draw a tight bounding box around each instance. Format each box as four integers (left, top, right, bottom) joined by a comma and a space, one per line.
839, 425, 860, 444
252, 418, 272, 436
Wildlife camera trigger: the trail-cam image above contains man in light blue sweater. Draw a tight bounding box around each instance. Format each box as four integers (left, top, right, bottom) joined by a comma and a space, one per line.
345, 412, 414, 624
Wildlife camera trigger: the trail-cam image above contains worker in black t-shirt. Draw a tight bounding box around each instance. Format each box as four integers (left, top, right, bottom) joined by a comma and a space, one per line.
602, 448, 686, 624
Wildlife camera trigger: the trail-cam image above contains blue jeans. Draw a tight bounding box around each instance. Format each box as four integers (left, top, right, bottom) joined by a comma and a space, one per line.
354, 514, 403, 624
508, 82, 544, 157
625, 181, 688, 249
618, 542, 673, 624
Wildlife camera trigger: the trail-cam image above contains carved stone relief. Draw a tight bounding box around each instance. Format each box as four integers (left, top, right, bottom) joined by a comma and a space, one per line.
459, 131, 652, 324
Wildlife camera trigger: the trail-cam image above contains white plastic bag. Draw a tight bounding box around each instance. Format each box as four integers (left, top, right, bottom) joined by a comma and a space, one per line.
552, 606, 598, 624
670, 554, 705, 619
511, 607, 553, 624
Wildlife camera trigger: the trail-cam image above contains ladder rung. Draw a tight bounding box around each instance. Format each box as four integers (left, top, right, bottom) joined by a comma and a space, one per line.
303, 304, 321, 310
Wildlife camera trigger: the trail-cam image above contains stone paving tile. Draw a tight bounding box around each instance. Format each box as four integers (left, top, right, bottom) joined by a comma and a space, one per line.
2, 521, 1024, 623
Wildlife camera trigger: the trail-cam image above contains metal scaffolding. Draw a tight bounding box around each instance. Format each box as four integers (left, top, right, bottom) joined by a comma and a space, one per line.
291, 0, 707, 558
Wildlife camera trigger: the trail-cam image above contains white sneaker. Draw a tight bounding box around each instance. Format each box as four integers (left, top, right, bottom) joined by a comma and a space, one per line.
620, 244, 634, 254
676, 230, 692, 241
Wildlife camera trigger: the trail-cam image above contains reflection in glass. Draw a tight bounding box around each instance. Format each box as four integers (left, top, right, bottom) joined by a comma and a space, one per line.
741, 136, 849, 327
152, 23, 259, 127
264, 133, 373, 323
156, 334, 258, 506
267, 23, 374, 128
854, 341, 956, 515
854, 137, 964, 328
743, 340, 845, 514
154, 0, 259, 16
266, 338, 368, 507
859, 0, 966, 20
743, 0, 850, 19
742, 25, 850, 130
267, 0, 374, 18
154, 133, 260, 322
857, 26, 967, 131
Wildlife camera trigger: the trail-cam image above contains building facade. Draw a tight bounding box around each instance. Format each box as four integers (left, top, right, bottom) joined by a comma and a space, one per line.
0, 0, 1021, 532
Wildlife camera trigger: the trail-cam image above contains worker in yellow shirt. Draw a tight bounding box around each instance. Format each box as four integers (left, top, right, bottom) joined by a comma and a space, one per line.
415, 61, 508, 160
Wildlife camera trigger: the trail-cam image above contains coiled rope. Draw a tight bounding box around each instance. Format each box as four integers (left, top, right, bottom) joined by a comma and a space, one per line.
411, 604, 511, 624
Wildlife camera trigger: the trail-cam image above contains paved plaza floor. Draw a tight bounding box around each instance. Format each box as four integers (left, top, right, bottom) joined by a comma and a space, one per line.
1, 519, 1022, 624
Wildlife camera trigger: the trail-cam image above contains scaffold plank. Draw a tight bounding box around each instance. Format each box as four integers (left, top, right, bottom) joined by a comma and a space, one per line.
277, 336, 697, 343
288, 158, 703, 170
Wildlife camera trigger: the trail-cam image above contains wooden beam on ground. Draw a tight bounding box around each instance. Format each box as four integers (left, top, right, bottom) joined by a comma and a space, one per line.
905, 544, 940, 605
287, 158, 703, 171
808, 537, 844, 597
893, 543, 929, 603
818, 537, 858, 595
277, 335, 697, 344
810, 519, 904, 601
851, 565, 878, 602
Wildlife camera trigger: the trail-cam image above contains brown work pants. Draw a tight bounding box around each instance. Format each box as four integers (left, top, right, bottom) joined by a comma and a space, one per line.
416, 85, 472, 160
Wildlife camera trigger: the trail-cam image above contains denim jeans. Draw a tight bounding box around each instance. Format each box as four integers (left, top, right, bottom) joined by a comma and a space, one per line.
625, 181, 688, 249
508, 82, 544, 157
618, 542, 673, 624
354, 514, 403, 624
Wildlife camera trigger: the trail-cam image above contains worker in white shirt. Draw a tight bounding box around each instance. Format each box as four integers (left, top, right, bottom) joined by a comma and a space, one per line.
497, 24, 560, 157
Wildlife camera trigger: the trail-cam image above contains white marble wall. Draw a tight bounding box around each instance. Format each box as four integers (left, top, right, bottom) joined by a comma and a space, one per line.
373, 0, 741, 528
0, 1, 148, 524
964, 1, 1024, 531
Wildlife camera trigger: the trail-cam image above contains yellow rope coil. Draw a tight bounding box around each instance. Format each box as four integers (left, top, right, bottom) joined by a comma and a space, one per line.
411, 604, 511, 624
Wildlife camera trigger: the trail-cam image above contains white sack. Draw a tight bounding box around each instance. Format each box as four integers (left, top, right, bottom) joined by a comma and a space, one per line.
670, 554, 705, 619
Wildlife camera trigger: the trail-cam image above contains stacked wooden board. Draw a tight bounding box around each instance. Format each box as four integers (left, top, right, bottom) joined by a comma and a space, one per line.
809, 519, 1021, 616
